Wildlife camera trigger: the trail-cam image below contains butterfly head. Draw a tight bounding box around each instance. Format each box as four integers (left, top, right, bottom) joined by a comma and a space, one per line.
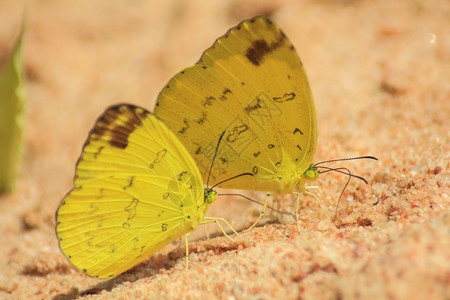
204, 188, 218, 204
302, 164, 320, 181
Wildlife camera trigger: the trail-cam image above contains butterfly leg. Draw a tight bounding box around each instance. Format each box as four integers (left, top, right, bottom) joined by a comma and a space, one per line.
202, 217, 239, 241
304, 185, 332, 220
203, 224, 211, 240
294, 192, 302, 232
247, 193, 270, 230
184, 233, 191, 270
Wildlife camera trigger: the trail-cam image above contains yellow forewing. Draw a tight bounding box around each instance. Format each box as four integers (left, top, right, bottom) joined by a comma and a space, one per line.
154, 16, 316, 193
56, 105, 208, 278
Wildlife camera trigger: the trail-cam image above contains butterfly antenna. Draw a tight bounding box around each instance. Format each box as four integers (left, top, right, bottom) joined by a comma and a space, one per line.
211, 172, 254, 190
317, 166, 368, 184
207, 131, 253, 189
218, 193, 282, 214
314, 155, 377, 167
316, 166, 369, 221
206, 131, 226, 188
332, 168, 352, 221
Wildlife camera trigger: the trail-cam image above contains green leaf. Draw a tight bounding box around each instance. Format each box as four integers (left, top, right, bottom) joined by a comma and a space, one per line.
0, 28, 25, 194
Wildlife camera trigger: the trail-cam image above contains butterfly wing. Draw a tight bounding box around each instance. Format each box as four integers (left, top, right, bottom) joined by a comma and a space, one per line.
56, 105, 205, 278
154, 16, 316, 193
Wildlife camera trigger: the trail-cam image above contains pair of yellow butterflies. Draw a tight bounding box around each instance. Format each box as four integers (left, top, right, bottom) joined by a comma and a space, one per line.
56, 16, 363, 279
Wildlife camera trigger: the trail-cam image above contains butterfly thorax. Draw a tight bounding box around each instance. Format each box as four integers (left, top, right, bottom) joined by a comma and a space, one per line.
183, 188, 216, 231
291, 164, 319, 192
263, 154, 315, 193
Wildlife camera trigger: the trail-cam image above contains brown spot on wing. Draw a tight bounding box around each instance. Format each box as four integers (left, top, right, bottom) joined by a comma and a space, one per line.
219, 88, 232, 101
293, 128, 304, 135
195, 111, 207, 124
90, 105, 147, 149
177, 171, 188, 182
252, 166, 258, 174
273, 92, 296, 103
246, 40, 270, 66
203, 96, 215, 107
178, 118, 190, 134
246, 34, 286, 66
194, 144, 202, 155
149, 149, 167, 169
226, 124, 249, 143
124, 198, 139, 220
245, 97, 262, 114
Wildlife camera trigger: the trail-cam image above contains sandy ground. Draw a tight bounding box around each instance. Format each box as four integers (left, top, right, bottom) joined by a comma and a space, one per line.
0, 0, 449, 299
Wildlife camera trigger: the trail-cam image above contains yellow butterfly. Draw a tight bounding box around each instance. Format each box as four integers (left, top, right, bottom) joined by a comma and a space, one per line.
154, 16, 318, 197
154, 16, 376, 223
56, 105, 233, 278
